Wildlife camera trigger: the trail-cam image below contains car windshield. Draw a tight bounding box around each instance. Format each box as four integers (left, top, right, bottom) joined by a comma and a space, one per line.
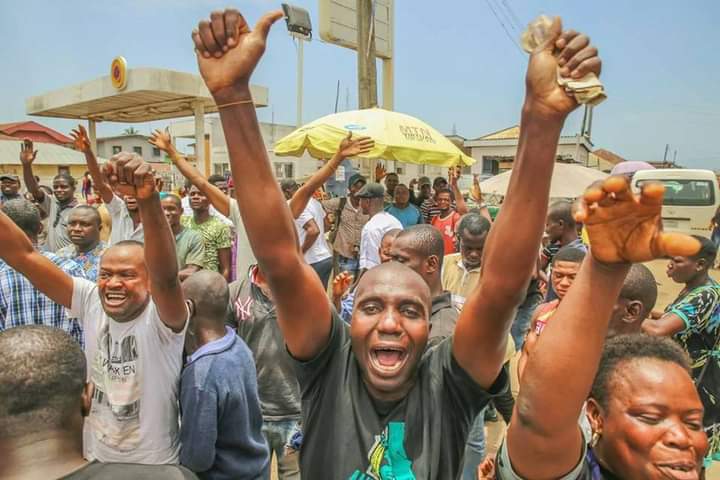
637, 179, 715, 206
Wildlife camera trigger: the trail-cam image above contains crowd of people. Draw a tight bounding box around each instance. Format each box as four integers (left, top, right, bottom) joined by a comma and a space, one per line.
1, 7, 719, 480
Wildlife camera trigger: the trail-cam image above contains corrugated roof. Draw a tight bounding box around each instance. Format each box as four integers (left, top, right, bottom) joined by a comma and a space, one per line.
591, 148, 626, 165
0, 138, 105, 166
0, 120, 72, 144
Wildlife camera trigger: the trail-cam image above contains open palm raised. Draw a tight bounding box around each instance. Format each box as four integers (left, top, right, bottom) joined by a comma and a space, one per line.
193, 9, 284, 99
576, 176, 700, 264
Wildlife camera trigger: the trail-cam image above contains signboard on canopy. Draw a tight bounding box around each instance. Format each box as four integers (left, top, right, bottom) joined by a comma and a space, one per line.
318, 0, 394, 59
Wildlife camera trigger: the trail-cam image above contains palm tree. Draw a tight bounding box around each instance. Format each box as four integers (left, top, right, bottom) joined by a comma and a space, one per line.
123, 127, 139, 135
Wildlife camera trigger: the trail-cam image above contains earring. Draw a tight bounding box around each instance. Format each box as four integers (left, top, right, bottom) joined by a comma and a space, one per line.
590, 430, 601, 448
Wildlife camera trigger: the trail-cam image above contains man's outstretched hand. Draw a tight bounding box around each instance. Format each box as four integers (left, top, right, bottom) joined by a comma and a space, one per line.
70, 125, 92, 153
525, 17, 601, 120
149, 128, 174, 154
102, 153, 157, 201
576, 176, 700, 263
193, 8, 284, 100
19, 139, 37, 165
337, 132, 374, 160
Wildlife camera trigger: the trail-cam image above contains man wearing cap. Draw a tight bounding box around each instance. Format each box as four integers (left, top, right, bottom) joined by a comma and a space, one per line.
0, 174, 22, 206
357, 183, 402, 272
409, 176, 433, 208
322, 173, 370, 278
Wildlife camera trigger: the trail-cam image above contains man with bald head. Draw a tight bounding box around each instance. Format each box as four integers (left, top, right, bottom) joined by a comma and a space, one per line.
161, 193, 205, 281
180, 270, 268, 479
0, 153, 188, 464
57, 205, 106, 281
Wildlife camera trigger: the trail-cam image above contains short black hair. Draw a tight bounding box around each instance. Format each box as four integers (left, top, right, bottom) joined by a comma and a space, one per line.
69, 205, 101, 227
553, 245, 587, 265
53, 173, 76, 188
590, 334, 690, 410
396, 224, 445, 264
184, 270, 230, 324
548, 200, 576, 229
433, 176, 447, 187
457, 212, 491, 237
1, 198, 41, 236
690, 235, 717, 266
385, 172, 399, 179
207, 174, 226, 185
619, 264, 658, 316
0, 326, 86, 436
394, 183, 409, 191
435, 188, 453, 198
161, 193, 182, 208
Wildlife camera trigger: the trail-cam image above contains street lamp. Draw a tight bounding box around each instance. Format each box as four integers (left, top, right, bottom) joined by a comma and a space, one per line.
282, 3, 312, 128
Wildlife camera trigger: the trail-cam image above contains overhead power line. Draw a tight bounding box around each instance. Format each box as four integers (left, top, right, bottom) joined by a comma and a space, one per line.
483, 0, 525, 57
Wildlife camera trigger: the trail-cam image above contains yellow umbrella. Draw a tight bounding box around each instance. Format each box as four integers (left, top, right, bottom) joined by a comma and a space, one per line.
274, 108, 475, 167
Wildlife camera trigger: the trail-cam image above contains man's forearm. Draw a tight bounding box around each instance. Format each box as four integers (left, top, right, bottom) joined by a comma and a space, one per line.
21, 164, 42, 200
84, 150, 114, 203
289, 153, 343, 219
452, 183, 468, 215
217, 87, 300, 274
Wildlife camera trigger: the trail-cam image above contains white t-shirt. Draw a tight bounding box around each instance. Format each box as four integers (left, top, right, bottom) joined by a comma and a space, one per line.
359, 211, 402, 269
294, 198, 332, 265
106, 195, 144, 246
69, 277, 187, 464
228, 198, 256, 277
181, 196, 233, 227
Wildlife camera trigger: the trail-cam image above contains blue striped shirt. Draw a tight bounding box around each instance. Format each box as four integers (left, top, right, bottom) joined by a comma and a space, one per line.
0, 252, 86, 345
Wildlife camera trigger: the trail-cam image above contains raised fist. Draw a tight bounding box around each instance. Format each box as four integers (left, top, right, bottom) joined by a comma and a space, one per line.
193, 8, 284, 100
576, 176, 700, 264
102, 152, 157, 200
525, 18, 601, 120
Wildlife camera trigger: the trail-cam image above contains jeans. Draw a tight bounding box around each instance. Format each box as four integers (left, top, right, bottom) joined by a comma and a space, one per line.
462, 409, 486, 480
511, 293, 543, 351
337, 254, 359, 278
310, 257, 333, 289
262, 419, 301, 480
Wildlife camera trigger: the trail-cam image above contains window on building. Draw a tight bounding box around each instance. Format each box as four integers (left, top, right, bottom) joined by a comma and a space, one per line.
152, 147, 161, 157
213, 163, 230, 175
396, 166, 405, 175
133, 146, 143, 156
274, 162, 294, 179
112, 146, 122, 154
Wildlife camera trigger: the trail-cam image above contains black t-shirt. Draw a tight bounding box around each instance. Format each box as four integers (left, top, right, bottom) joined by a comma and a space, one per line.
60, 461, 198, 479
293, 313, 508, 479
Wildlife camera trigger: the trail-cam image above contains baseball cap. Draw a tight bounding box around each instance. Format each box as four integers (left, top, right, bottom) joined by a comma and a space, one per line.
0, 174, 19, 182
280, 178, 298, 191
355, 182, 385, 199
418, 176, 431, 186
347, 173, 367, 188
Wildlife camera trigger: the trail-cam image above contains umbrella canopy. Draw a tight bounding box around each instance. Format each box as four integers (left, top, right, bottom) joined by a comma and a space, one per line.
480, 162, 609, 200
274, 108, 475, 167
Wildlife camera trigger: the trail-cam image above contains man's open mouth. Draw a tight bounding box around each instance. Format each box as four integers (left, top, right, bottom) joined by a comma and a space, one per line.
656, 462, 698, 480
369, 345, 408, 376
103, 291, 128, 307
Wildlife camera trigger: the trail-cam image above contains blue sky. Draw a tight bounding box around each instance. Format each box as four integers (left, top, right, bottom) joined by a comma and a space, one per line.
0, 0, 718, 168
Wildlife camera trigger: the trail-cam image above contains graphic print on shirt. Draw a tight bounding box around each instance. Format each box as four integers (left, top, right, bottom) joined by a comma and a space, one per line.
349, 422, 415, 480
89, 324, 141, 451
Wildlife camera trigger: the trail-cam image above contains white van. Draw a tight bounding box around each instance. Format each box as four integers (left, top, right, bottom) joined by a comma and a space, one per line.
632, 169, 719, 238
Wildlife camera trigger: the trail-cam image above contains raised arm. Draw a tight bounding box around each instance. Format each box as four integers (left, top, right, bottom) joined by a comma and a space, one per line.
453, 20, 603, 388
449, 167, 468, 215
19, 139, 43, 201
470, 174, 492, 222
103, 153, 187, 332
149, 128, 231, 217
193, 8, 330, 360
70, 125, 114, 204
0, 208, 73, 308
506, 176, 700, 479
288, 132, 374, 219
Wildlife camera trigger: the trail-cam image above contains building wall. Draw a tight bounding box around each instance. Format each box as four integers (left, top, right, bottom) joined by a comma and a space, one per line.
97, 135, 163, 162
468, 142, 590, 175
0, 164, 87, 187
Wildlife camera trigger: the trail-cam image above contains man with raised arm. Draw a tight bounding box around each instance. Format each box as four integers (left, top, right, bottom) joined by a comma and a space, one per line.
192, 9, 601, 478
0, 152, 188, 464
150, 128, 255, 277
20, 139, 79, 252
71, 126, 144, 245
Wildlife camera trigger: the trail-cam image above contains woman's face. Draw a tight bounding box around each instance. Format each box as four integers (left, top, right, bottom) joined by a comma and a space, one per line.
588, 358, 707, 479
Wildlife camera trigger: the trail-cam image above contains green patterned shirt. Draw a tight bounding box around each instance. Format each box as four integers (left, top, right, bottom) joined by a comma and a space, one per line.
181, 215, 232, 272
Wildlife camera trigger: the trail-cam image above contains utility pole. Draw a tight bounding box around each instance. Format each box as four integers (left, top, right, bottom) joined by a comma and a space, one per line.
357, 0, 378, 109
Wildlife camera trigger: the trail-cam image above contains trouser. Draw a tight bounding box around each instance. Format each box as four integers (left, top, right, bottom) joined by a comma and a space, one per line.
461, 409, 486, 480
510, 293, 543, 350
262, 419, 301, 480
310, 257, 333, 290
336, 253, 360, 278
